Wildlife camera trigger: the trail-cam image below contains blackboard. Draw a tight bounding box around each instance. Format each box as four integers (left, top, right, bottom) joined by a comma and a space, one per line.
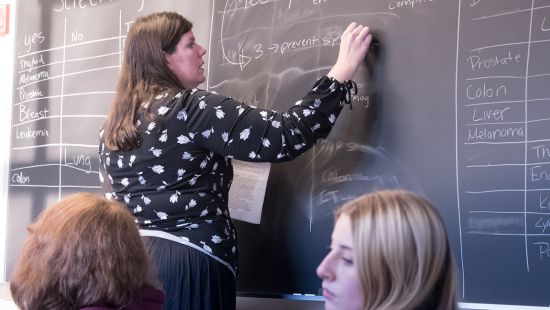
207, 0, 550, 307
7, 0, 550, 308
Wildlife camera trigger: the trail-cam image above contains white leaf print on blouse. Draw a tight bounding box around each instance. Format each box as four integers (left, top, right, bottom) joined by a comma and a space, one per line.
211, 235, 222, 244
138, 172, 146, 185
313, 98, 321, 108
150, 165, 164, 174
262, 138, 271, 147
182, 152, 195, 161
249, 151, 257, 159
303, 109, 312, 116
157, 106, 170, 115
177, 169, 185, 181
124, 193, 131, 204
214, 106, 225, 119
236, 105, 245, 115
177, 109, 188, 121
133, 205, 142, 213
200, 209, 208, 217
295, 100, 302, 106
202, 127, 214, 139
155, 211, 168, 220
271, 121, 281, 128
117, 156, 123, 168
141, 194, 151, 205
199, 100, 207, 109
170, 191, 181, 203
129, 155, 136, 167
149, 147, 162, 157
200, 159, 208, 169
294, 143, 305, 150
260, 111, 268, 121
329, 114, 336, 124
311, 123, 321, 131
189, 174, 200, 186
177, 134, 192, 144
185, 199, 197, 210
145, 122, 156, 134
201, 241, 213, 253
157, 181, 168, 191
120, 178, 129, 187
240, 127, 252, 140
159, 129, 168, 142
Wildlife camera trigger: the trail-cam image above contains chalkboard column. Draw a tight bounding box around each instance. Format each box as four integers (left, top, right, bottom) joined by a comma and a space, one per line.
457, 0, 550, 304
7, 4, 122, 277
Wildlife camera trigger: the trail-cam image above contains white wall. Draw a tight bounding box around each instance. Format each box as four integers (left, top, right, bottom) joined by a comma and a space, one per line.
0, 0, 16, 282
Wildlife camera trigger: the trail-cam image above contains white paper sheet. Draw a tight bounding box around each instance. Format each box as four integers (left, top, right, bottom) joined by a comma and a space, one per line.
228, 160, 271, 224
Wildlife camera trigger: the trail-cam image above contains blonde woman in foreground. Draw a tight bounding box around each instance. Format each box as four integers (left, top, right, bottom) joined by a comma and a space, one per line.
317, 190, 459, 310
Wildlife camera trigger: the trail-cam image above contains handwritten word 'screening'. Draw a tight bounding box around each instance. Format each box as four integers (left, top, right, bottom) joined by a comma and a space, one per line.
54, 0, 115, 12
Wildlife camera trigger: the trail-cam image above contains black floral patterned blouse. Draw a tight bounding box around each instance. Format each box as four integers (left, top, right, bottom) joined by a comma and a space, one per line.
98, 76, 356, 276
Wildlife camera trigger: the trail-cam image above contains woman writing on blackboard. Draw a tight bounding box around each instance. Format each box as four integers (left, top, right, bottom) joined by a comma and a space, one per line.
99, 11, 372, 310
317, 190, 458, 310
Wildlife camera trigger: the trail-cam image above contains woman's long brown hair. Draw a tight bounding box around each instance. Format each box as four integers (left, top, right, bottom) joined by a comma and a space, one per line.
103, 12, 192, 151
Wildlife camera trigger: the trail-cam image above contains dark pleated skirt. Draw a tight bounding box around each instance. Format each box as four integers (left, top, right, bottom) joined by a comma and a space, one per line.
143, 237, 236, 310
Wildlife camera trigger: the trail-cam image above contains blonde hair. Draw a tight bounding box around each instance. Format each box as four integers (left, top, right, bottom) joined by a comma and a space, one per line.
10, 192, 152, 309
336, 190, 458, 310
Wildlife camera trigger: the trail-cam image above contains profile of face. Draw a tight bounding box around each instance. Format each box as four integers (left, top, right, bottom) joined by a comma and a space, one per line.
165, 30, 207, 89
316, 214, 364, 310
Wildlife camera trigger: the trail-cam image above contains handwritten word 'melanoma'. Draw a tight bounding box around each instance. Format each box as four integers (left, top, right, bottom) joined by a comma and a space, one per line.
19, 70, 49, 86
389, 0, 436, 10
467, 126, 523, 142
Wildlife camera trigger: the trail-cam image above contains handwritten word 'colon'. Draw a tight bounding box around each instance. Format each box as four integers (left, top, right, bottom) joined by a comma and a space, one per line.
467, 83, 507, 100
12, 172, 30, 185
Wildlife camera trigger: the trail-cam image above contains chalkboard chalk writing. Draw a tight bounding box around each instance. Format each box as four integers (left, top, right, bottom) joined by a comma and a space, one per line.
53, 0, 115, 12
